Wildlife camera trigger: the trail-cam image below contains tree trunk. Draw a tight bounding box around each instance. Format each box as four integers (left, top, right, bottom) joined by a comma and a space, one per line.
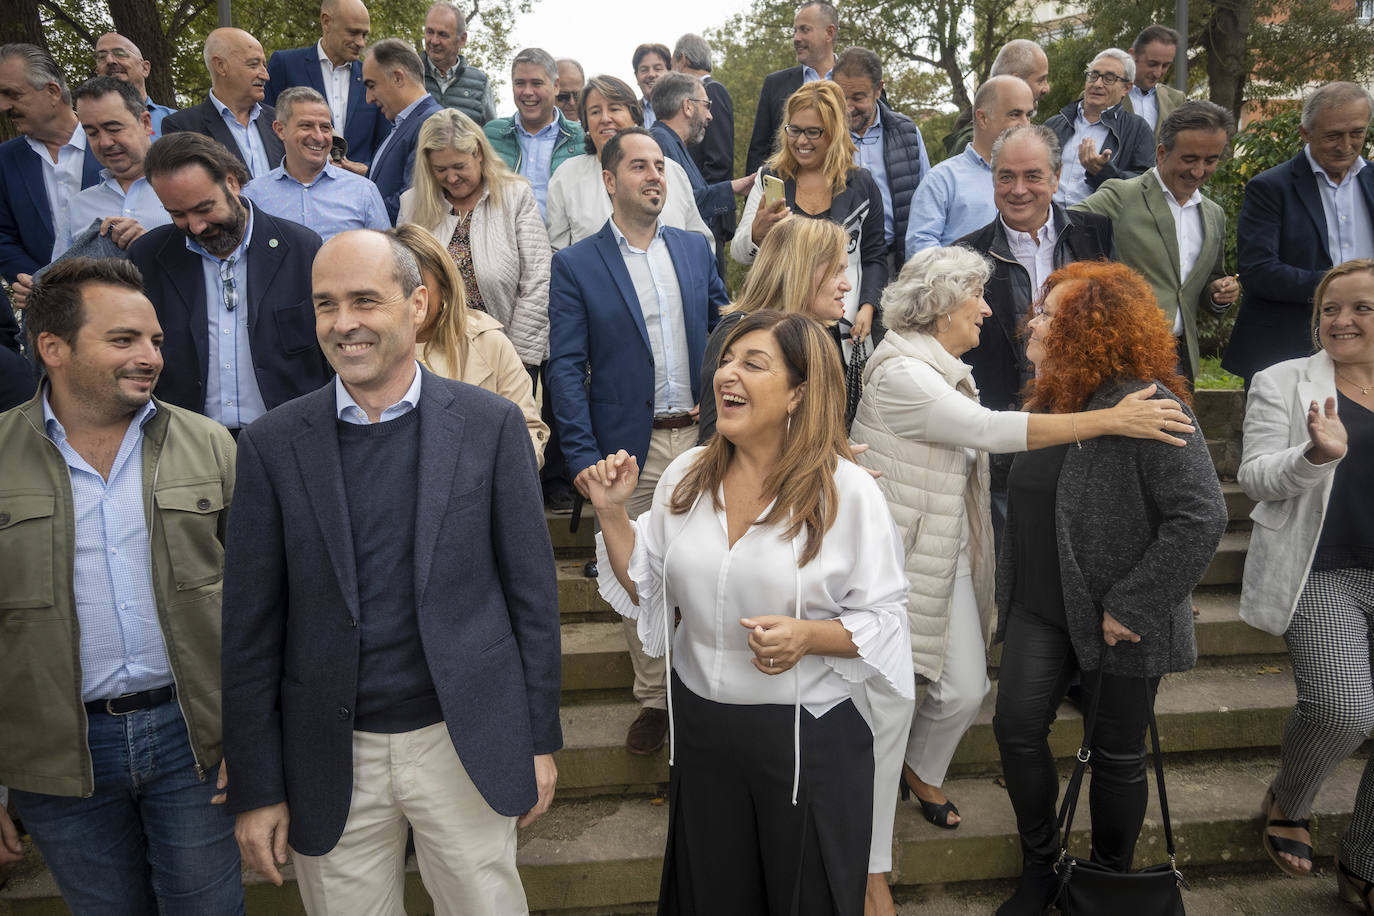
1203, 0, 1252, 121
108, 0, 182, 106
2, 0, 46, 48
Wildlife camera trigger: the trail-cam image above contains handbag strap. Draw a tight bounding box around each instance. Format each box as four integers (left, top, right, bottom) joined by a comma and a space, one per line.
1055, 654, 1177, 861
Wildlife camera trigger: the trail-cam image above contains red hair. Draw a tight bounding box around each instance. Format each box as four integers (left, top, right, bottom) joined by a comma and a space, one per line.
1024, 260, 1190, 414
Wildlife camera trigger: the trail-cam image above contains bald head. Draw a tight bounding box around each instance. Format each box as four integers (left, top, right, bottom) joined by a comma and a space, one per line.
203, 29, 268, 110
321, 0, 370, 64
991, 38, 1050, 102
94, 33, 151, 97
972, 75, 1035, 155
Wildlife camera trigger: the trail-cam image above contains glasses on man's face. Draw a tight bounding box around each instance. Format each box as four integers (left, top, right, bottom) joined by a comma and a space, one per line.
1084, 69, 1125, 86
555, 92, 576, 103
691, 97, 712, 110
784, 124, 824, 140
95, 48, 133, 61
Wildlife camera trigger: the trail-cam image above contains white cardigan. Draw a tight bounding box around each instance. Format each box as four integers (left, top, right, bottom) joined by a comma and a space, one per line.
1237, 351, 1343, 636
849, 329, 1028, 681
398, 180, 551, 366
544, 153, 714, 252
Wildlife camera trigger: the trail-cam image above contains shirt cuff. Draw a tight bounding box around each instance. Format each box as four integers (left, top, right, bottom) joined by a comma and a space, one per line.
595, 524, 668, 657
825, 607, 916, 700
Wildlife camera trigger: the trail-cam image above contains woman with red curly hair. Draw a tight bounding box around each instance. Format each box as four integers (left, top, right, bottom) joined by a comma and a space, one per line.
991, 260, 1229, 915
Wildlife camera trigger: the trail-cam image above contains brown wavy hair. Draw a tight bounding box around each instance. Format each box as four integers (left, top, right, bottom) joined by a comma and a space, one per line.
1023, 260, 1190, 414
669, 311, 853, 566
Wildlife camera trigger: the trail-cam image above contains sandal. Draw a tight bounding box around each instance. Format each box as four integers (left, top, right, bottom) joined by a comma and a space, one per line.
1262, 788, 1314, 878
1338, 861, 1374, 913
899, 775, 961, 829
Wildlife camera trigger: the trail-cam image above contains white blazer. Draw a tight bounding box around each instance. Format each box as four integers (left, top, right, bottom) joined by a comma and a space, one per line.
1237, 350, 1342, 636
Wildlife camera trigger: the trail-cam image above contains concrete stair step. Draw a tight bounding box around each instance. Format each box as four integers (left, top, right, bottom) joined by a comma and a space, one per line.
546, 507, 594, 558
551, 662, 1300, 793
1200, 530, 1248, 586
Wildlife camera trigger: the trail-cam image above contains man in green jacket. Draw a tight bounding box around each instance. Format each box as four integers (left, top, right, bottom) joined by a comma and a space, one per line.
0, 258, 241, 913
482, 47, 585, 220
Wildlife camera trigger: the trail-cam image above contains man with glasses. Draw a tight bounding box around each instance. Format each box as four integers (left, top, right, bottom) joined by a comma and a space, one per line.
128, 132, 330, 436
554, 58, 584, 122
1046, 48, 1154, 207
93, 33, 177, 139
672, 34, 735, 282
647, 72, 753, 231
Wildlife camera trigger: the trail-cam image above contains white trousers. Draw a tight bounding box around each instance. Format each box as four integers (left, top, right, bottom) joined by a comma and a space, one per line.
292, 722, 527, 916
904, 575, 991, 787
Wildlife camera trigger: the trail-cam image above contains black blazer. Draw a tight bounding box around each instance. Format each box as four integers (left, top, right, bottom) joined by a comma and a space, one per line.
161, 97, 286, 179
689, 76, 737, 238
745, 65, 804, 174
1223, 152, 1374, 381
126, 204, 330, 418
221, 371, 562, 855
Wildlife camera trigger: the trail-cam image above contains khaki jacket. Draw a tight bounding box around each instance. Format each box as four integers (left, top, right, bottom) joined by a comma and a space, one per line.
0, 393, 236, 796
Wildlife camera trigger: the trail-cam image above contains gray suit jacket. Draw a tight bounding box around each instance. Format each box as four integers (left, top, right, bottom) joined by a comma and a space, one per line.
1123, 83, 1187, 139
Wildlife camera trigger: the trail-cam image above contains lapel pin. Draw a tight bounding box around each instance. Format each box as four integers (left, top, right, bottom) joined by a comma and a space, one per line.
269, 238, 279, 248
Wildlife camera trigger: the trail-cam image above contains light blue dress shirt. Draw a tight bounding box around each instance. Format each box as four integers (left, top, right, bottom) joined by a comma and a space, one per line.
43, 390, 173, 703
1127, 85, 1159, 131
1054, 103, 1111, 207
1305, 148, 1374, 265
904, 143, 995, 256
609, 219, 693, 414
146, 97, 175, 139
188, 201, 268, 428
516, 117, 560, 219
371, 94, 428, 170
642, 97, 656, 128
336, 361, 423, 424
801, 58, 836, 83
210, 90, 270, 178
243, 161, 390, 241
852, 115, 893, 245
55, 172, 171, 258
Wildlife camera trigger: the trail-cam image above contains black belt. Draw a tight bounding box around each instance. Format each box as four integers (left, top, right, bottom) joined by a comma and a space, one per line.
84, 684, 176, 716
652, 413, 697, 430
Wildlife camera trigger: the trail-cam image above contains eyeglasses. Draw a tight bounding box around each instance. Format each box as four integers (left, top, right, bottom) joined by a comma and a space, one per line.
219, 257, 238, 312
690, 97, 712, 109
784, 124, 824, 140
1084, 69, 1126, 86
95, 48, 133, 61
555, 92, 576, 103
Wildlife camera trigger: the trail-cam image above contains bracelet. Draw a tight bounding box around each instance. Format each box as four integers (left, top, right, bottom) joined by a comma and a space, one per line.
1071, 415, 1082, 449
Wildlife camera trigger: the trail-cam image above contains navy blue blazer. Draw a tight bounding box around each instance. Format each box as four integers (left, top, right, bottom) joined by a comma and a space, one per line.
220, 371, 562, 855
0, 135, 101, 281
649, 120, 736, 222
547, 221, 728, 477
264, 45, 389, 167
368, 95, 443, 224
161, 97, 286, 179
746, 65, 805, 175
126, 204, 331, 417
1224, 152, 1374, 381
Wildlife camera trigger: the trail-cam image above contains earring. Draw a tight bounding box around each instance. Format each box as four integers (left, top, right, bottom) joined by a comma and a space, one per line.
786, 412, 793, 438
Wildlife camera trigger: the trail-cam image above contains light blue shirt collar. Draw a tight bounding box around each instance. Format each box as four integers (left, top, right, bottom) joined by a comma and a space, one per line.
801, 58, 836, 83
608, 216, 666, 252
271, 159, 338, 187
185, 197, 255, 263
515, 116, 560, 140
391, 94, 427, 128
43, 384, 158, 440
1306, 146, 1367, 188
335, 361, 424, 424
209, 89, 261, 125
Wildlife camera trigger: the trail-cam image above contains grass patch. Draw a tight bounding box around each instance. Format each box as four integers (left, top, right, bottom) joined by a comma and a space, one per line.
1196, 356, 1244, 390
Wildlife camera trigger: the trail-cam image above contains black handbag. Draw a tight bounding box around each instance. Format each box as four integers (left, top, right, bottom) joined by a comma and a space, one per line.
1053, 665, 1188, 915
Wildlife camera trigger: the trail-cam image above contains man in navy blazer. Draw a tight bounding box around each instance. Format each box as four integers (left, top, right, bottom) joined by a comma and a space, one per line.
649, 73, 751, 229
745, 1, 839, 173
223, 230, 560, 914
128, 133, 330, 432
263, 0, 388, 168
1224, 82, 1374, 382
362, 38, 443, 224
547, 128, 727, 756
0, 43, 102, 286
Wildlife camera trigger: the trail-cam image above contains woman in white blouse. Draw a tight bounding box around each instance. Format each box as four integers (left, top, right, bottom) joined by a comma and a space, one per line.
544, 75, 713, 251
849, 247, 1194, 883
584, 311, 915, 915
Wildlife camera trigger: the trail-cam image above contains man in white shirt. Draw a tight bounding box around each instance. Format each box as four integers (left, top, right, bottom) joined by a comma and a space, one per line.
1075, 101, 1240, 381
547, 128, 728, 757
1124, 24, 1187, 137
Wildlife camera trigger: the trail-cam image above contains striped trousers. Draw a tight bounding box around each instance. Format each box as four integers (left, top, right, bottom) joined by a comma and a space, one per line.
1273, 566, 1374, 878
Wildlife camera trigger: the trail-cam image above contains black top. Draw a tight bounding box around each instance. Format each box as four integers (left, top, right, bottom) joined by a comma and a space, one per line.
337, 408, 442, 733
1314, 391, 1374, 571
1008, 443, 1072, 628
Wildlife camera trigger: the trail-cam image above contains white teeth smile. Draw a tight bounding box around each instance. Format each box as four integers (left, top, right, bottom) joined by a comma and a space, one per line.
722, 394, 747, 405
340, 343, 370, 352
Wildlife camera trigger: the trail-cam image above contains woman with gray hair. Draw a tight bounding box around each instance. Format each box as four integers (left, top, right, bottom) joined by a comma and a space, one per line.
849, 246, 1194, 842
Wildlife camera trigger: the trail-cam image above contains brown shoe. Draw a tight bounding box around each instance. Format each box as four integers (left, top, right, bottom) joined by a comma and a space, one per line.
626, 707, 669, 755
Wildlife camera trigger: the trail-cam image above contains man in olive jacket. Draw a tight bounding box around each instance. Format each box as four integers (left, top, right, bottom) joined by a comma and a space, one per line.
0, 257, 240, 912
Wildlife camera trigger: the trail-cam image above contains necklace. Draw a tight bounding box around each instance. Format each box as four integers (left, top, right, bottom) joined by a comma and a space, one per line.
1335, 369, 1374, 396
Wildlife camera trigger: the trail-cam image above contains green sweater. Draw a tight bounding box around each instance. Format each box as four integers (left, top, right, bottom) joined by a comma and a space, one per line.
482, 111, 585, 176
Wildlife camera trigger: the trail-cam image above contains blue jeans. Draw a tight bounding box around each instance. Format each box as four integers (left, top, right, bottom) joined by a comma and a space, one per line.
10, 697, 244, 915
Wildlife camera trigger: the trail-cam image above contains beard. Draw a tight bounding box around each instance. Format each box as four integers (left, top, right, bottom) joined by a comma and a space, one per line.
191, 193, 248, 257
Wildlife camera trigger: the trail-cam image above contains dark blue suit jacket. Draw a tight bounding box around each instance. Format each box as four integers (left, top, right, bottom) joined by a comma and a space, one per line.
220, 371, 562, 855
368, 95, 443, 224
126, 204, 331, 417
264, 45, 389, 167
0, 135, 101, 281
547, 221, 728, 476
1224, 152, 1374, 381
649, 120, 736, 222
746, 65, 805, 175
161, 97, 285, 180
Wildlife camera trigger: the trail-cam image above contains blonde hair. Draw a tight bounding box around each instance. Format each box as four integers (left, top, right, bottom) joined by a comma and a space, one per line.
387, 224, 467, 372
727, 216, 847, 318
768, 80, 855, 196
1313, 258, 1374, 351
408, 108, 520, 230
670, 311, 852, 566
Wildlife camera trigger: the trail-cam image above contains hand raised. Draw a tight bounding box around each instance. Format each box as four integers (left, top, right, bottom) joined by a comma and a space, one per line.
1306, 397, 1347, 464
576, 450, 640, 510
